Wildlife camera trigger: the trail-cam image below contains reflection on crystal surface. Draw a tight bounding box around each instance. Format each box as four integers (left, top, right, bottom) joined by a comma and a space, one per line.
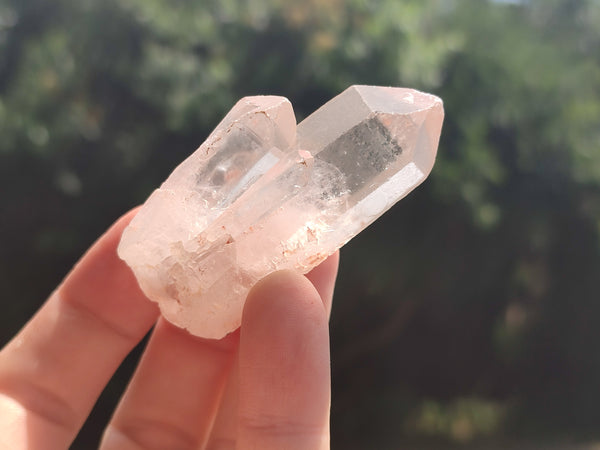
119, 85, 444, 338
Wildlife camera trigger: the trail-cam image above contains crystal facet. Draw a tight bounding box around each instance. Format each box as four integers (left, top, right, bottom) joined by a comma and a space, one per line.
118, 86, 444, 338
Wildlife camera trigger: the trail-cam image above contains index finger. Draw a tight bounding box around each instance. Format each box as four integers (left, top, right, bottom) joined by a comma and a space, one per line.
0, 209, 159, 449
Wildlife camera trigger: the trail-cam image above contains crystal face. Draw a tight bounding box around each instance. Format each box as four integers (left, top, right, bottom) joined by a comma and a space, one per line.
118, 86, 444, 338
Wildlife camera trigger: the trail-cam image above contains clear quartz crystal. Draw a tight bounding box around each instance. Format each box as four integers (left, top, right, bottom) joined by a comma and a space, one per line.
118, 85, 444, 338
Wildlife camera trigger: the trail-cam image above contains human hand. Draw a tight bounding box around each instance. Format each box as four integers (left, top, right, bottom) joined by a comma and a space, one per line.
0, 209, 339, 449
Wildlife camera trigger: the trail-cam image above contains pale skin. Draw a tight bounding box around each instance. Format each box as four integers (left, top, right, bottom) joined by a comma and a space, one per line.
0, 209, 339, 449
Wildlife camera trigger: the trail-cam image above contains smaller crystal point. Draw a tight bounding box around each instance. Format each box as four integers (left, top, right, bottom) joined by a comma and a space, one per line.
118, 86, 444, 339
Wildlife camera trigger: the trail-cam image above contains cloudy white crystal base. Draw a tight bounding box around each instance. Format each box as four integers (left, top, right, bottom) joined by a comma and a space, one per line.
118, 86, 444, 339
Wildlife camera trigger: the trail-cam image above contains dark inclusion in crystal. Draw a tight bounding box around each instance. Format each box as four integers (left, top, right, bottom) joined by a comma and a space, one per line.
316, 116, 403, 193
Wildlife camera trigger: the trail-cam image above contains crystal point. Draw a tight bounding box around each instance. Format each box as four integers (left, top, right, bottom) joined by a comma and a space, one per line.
118, 86, 444, 338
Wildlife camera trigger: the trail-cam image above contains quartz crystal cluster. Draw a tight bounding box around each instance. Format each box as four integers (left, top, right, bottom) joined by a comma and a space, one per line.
118, 86, 444, 338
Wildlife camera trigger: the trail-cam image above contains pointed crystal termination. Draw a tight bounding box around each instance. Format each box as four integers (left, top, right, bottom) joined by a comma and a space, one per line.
118, 86, 444, 338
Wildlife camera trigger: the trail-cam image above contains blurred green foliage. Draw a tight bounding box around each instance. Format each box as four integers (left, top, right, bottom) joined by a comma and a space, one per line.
1, 0, 599, 448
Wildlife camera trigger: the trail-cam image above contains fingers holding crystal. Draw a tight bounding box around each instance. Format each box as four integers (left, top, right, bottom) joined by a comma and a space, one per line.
304, 251, 339, 318
0, 86, 443, 450
0, 209, 159, 449
205, 255, 338, 448
100, 319, 239, 450
204, 253, 338, 449
237, 270, 331, 450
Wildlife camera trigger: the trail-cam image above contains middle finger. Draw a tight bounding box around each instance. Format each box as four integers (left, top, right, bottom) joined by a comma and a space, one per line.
100, 319, 238, 450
